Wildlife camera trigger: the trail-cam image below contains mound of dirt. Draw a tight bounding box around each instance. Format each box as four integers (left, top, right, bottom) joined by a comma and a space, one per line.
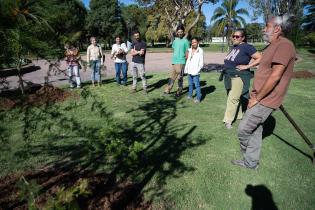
26, 85, 73, 106
292, 70, 314, 79
0, 166, 151, 210
0, 85, 75, 110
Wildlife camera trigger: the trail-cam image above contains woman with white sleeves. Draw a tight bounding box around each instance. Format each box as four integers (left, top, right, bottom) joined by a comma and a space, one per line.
184, 37, 204, 103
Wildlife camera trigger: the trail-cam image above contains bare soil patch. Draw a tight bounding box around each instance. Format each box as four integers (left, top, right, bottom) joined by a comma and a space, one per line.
0, 85, 75, 110
0, 166, 151, 210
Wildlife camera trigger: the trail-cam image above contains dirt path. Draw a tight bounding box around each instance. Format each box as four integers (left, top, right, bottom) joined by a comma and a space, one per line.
4, 52, 226, 89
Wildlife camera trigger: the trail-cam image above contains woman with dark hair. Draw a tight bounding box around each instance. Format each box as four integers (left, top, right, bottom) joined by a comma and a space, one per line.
65, 44, 82, 88
111, 35, 128, 85
184, 37, 204, 103
222, 29, 262, 129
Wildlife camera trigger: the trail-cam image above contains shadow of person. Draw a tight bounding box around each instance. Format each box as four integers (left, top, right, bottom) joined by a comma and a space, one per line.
147, 78, 169, 93
245, 184, 279, 210
262, 115, 276, 139
201, 85, 216, 101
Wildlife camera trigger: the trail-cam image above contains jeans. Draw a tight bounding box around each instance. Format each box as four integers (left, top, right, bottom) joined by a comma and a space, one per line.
187, 74, 201, 101
223, 77, 243, 124
68, 65, 81, 88
90, 60, 101, 83
238, 103, 274, 167
115, 62, 127, 84
131, 62, 147, 90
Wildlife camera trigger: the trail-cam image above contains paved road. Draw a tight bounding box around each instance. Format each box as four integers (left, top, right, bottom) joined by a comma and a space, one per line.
4, 52, 226, 89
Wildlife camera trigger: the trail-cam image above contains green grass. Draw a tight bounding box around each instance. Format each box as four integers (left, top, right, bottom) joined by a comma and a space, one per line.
295, 48, 315, 72
1, 70, 315, 209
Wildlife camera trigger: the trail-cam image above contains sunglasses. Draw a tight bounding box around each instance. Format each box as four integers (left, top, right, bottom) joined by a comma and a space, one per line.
232, 35, 242, 39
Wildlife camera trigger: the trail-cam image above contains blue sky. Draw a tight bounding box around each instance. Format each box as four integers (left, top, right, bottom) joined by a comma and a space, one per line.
82, 0, 264, 25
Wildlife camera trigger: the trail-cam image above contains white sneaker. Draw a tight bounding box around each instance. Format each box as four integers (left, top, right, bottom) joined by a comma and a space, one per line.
225, 122, 232, 129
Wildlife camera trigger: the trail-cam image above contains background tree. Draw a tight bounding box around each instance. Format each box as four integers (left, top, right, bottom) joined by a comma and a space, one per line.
137, 0, 218, 40
0, 0, 88, 94
45, 0, 87, 48
303, 0, 315, 31
248, 0, 303, 45
86, 0, 124, 48
121, 4, 147, 42
302, 0, 315, 46
185, 12, 207, 40
0, 0, 56, 94
248, 0, 302, 22
210, 0, 249, 46
245, 23, 263, 43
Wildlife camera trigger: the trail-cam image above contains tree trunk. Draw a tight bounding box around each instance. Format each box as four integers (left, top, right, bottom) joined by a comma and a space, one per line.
184, 3, 203, 39
17, 59, 25, 95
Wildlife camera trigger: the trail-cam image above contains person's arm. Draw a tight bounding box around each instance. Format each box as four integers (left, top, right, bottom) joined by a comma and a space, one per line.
198, 49, 204, 73
130, 43, 139, 56
185, 40, 190, 59
111, 45, 116, 59
248, 63, 286, 108
131, 47, 139, 56
122, 43, 128, 54
99, 45, 104, 65
237, 52, 262, 70
140, 42, 146, 55
86, 46, 90, 65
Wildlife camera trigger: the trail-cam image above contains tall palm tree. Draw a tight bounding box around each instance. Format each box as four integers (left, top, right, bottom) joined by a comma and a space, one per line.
303, 0, 315, 31
210, 0, 249, 47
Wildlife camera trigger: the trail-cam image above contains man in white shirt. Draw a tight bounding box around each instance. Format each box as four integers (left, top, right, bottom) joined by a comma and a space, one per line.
111, 36, 128, 85
87, 37, 104, 86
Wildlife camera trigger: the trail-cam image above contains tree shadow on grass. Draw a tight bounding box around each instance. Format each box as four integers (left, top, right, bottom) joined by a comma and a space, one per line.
245, 184, 278, 210
0, 88, 208, 208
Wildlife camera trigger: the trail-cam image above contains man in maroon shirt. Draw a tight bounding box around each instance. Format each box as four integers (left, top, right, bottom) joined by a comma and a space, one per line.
231, 15, 296, 169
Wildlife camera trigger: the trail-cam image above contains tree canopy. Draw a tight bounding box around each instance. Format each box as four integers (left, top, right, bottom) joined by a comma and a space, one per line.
210, 0, 249, 46
86, 0, 124, 46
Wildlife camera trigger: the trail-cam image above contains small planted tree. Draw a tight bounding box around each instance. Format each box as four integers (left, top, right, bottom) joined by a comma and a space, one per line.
0, 0, 56, 95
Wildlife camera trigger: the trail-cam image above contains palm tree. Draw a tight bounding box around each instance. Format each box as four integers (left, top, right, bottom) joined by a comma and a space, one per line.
303, 0, 315, 31
210, 0, 249, 47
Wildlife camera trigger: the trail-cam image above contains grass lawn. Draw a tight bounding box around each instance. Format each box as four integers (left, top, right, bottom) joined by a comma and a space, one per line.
0, 70, 315, 209
1, 67, 315, 209
295, 48, 315, 72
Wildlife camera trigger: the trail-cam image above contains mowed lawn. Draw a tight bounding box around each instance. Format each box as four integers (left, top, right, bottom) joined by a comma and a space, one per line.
1, 53, 315, 209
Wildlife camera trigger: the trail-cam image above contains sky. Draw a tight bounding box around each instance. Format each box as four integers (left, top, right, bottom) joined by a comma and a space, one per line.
82, 0, 264, 25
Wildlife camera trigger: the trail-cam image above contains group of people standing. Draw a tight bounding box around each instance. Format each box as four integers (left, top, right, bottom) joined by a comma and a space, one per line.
64, 14, 296, 169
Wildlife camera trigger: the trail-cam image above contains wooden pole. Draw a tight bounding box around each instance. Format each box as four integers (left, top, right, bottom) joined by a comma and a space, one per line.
279, 105, 315, 165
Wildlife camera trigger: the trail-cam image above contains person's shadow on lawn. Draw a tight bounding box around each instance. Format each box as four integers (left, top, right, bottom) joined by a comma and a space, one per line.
201, 84, 216, 101
245, 184, 278, 210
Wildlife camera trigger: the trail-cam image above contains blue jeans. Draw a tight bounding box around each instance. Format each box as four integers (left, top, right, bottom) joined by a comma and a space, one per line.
115, 62, 127, 84
188, 74, 201, 101
90, 60, 101, 82
68, 65, 81, 88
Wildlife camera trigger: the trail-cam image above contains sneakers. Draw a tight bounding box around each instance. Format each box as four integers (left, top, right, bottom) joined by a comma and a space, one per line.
231, 159, 259, 170
194, 99, 200, 103
187, 96, 192, 100
224, 122, 233, 129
